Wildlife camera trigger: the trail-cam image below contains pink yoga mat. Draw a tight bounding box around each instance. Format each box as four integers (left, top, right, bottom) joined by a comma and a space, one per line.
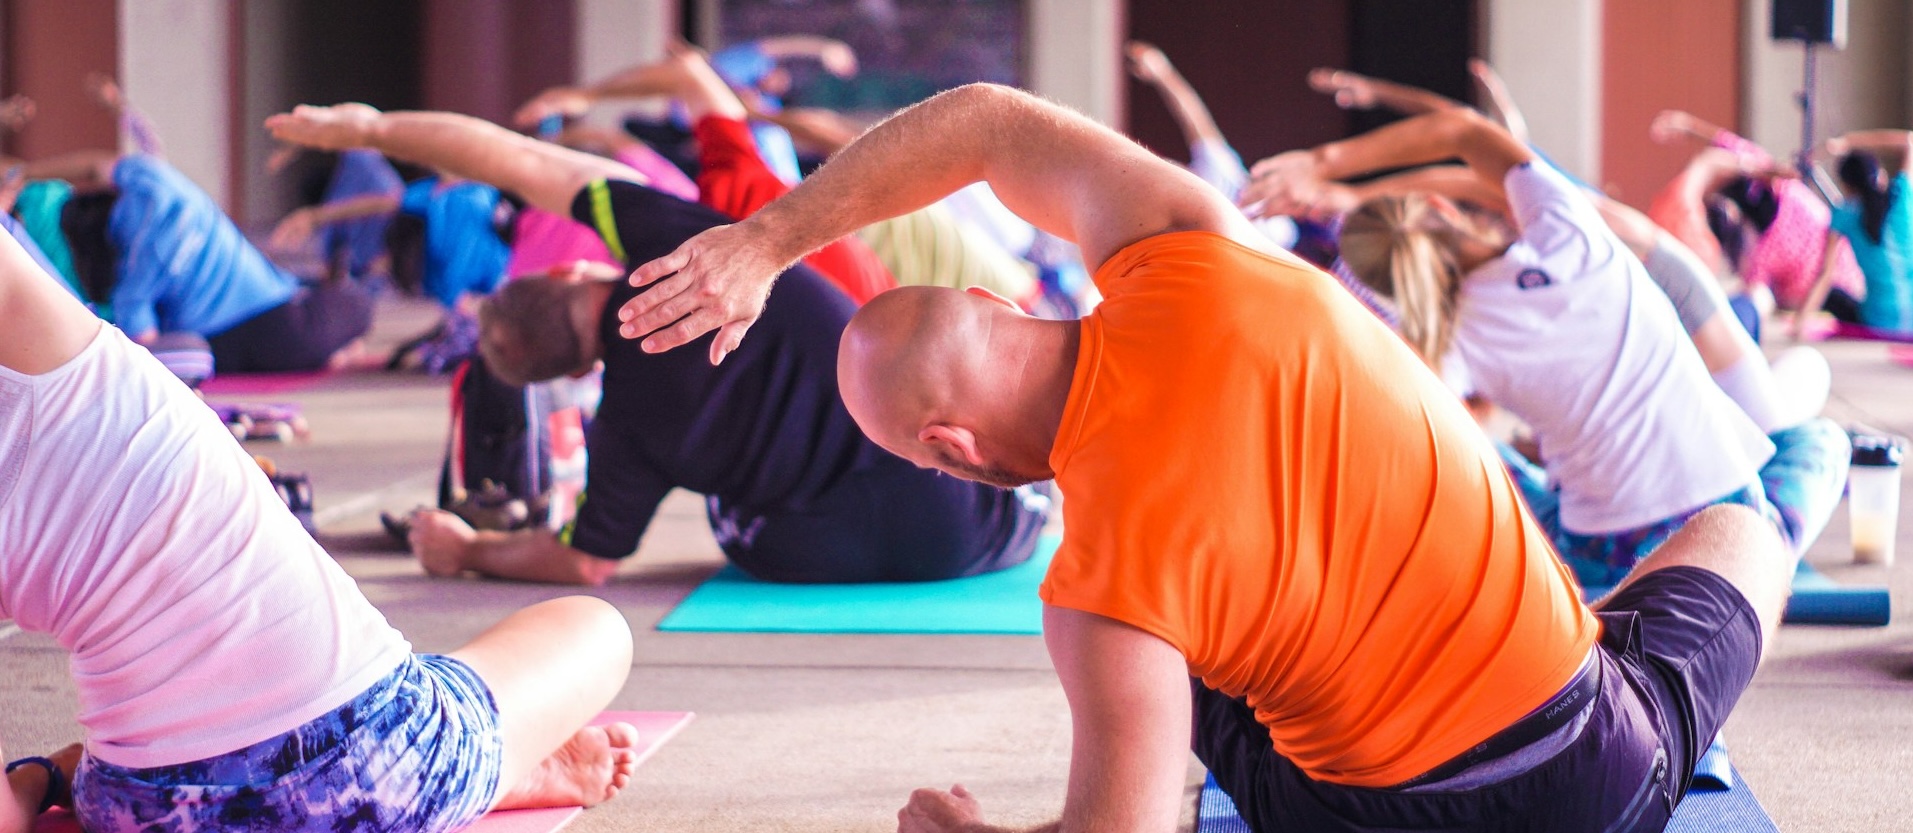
199, 370, 334, 397
30, 711, 694, 833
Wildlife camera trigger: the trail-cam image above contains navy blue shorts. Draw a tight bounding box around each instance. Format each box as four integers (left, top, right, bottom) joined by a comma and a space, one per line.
708, 452, 1052, 584
1193, 566, 1762, 832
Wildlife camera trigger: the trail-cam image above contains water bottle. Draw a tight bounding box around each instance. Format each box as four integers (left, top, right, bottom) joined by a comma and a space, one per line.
1848, 435, 1903, 565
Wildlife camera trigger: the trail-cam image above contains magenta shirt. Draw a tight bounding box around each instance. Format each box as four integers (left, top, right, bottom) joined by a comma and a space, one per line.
1713, 131, 1865, 308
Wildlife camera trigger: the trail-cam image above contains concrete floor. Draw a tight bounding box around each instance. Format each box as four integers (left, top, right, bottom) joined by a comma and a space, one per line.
4, 297, 1912, 832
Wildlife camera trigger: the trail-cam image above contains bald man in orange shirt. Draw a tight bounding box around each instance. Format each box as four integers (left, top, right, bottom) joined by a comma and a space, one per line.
615, 84, 1798, 833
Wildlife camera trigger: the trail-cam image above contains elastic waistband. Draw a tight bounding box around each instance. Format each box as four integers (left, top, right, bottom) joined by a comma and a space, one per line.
1396, 649, 1600, 789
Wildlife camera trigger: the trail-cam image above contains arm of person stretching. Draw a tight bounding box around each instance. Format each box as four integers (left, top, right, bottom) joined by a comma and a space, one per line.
1240, 108, 1533, 217
268, 192, 402, 252
897, 608, 1193, 833
265, 104, 643, 218
408, 509, 620, 586
1828, 130, 1913, 173
1126, 42, 1228, 150
619, 83, 1257, 362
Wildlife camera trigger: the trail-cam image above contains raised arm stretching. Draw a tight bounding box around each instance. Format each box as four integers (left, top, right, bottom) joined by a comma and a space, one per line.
1828, 130, 1913, 172
616, 83, 1259, 362
265, 105, 641, 217
1240, 108, 1533, 215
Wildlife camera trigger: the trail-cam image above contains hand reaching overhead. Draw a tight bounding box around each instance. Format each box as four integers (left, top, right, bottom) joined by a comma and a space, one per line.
264, 103, 384, 151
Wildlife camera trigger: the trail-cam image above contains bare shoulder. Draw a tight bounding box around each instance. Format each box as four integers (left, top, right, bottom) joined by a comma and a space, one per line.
0, 234, 101, 375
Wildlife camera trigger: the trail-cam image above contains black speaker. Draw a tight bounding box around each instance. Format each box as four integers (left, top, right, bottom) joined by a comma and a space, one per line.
1772, 0, 1847, 47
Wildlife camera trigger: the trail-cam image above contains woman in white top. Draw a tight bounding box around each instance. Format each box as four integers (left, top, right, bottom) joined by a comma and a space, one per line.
1240, 109, 1850, 588
0, 228, 640, 833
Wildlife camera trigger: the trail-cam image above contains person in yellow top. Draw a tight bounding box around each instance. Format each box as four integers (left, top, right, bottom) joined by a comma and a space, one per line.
607, 84, 1798, 832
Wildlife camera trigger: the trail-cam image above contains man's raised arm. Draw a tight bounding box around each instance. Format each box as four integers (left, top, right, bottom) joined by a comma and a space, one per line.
617, 83, 1257, 363
265, 104, 641, 217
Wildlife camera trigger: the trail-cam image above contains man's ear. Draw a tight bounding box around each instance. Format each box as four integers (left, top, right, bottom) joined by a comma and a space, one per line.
964, 285, 1021, 312
920, 423, 985, 466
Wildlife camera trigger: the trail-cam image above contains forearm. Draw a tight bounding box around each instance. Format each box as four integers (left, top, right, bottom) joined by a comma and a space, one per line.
463, 529, 619, 586
588, 60, 746, 123
1798, 232, 1846, 320
1353, 164, 1509, 216
1143, 70, 1224, 146
306, 193, 400, 226
756, 35, 847, 60
1315, 109, 1525, 187
359, 112, 634, 215
1362, 78, 1467, 117
746, 84, 1227, 270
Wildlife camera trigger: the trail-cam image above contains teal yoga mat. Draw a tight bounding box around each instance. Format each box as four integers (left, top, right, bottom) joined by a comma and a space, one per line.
656, 534, 1059, 634
1194, 768, 1776, 832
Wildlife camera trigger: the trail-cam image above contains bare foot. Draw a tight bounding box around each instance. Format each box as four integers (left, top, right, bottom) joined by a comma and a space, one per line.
494, 723, 642, 810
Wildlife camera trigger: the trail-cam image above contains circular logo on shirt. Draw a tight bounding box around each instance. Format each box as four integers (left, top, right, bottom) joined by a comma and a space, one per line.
1515, 269, 1554, 290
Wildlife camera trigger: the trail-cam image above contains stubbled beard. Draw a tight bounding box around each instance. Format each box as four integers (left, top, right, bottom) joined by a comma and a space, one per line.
938, 459, 1040, 489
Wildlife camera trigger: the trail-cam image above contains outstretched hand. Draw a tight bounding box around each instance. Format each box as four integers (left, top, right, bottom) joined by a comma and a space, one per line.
1125, 41, 1174, 85
1239, 149, 1342, 219
897, 784, 988, 833
1307, 68, 1378, 110
264, 103, 383, 151
618, 222, 790, 364
513, 86, 594, 130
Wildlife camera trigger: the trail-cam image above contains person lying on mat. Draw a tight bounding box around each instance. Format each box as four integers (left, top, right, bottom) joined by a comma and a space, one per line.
1797, 131, 1913, 338
0, 229, 641, 833
602, 81, 1823, 833
0, 148, 372, 373
265, 103, 1050, 588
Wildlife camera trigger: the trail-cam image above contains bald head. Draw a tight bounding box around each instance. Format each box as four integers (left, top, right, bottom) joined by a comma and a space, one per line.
838, 286, 1079, 488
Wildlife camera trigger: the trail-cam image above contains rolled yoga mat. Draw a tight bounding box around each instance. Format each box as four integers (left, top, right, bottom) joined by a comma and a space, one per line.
30, 711, 694, 833
657, 534, 1059, 634
1194, 768, 1777, 833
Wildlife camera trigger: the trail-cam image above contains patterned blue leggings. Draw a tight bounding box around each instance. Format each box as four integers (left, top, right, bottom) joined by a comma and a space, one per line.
73, 654, 504, 833
1502, 419, 1852, 588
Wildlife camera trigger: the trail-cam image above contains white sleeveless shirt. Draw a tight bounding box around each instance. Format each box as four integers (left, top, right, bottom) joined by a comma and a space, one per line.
0, 325, 408, 768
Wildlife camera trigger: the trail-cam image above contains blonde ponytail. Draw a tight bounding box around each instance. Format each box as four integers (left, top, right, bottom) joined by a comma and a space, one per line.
1339, 195, 1465, 367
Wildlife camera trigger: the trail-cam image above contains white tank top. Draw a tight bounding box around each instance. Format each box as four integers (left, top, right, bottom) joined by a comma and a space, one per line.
0, 326, 409, 768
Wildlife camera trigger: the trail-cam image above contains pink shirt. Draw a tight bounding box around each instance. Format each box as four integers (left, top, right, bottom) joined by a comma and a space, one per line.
1712, 131, 1864, 309
505, 206, 618, 278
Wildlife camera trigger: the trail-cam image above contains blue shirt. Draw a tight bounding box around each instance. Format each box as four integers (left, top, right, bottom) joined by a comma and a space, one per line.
320, 150, 403, 277
1831, 171, 1913, 332
400, 178, 510, 308
108, 156, 299, 337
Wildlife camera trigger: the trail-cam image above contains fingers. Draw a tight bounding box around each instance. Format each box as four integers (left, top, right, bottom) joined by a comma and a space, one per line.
630, 247, 693, 288
639, 308, 727, 355
708, 320, 753, 365
949, 784, 971, 799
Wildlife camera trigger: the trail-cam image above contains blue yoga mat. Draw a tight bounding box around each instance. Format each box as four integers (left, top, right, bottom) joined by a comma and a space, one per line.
1194, 768, 1776, 832
655, 534, 1058, 634
1585, 561, 1889, 627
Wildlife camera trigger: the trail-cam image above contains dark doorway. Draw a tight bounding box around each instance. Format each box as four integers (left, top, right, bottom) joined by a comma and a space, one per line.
1347, 0, 1478, 134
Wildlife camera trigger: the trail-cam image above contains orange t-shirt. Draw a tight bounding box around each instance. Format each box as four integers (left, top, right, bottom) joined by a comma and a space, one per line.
1039, 231, 1598, 788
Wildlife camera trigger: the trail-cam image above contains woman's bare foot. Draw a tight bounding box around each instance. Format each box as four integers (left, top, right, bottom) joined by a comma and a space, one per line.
494, 723, 642, 810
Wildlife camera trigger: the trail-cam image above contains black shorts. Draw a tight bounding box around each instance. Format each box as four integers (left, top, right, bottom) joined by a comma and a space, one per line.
207, 282, 374, 372
1194, 566, 1762, 832
706, 453, 1051, 584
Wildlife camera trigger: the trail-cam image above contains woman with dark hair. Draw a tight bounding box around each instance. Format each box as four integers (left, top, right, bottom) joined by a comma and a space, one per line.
1798, 131, 1913, 336
1647, 110, 1864, 318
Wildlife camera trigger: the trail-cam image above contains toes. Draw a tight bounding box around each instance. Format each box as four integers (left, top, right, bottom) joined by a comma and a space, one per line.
601, 722, 641, 749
